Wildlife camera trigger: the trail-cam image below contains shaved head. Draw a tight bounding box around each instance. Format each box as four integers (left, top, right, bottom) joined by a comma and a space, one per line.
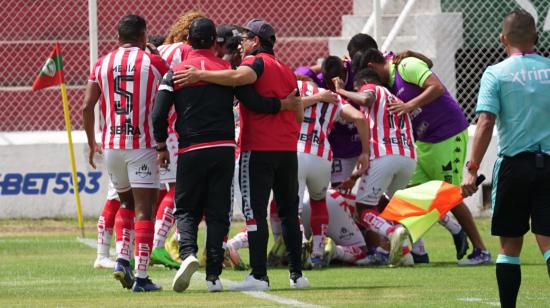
502, 9, 537, 46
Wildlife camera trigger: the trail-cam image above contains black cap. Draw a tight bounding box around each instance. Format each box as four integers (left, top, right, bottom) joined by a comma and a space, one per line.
216, 25, 241, 44
243, 19, 276, 44
188, 18, 216, 45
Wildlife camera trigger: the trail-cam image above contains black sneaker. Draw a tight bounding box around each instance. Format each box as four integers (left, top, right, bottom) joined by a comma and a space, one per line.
452, 230, 469, 260
411, 252, 430, 264
132, 276, 162, 292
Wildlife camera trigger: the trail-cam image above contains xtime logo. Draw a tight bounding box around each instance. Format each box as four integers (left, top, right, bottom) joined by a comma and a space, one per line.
0, 171, 102, 196
510, 68, 550, 86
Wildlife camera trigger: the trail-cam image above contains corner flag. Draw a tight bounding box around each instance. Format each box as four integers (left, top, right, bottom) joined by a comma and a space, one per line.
32, 43, 85, 238
32, 43, 64, 91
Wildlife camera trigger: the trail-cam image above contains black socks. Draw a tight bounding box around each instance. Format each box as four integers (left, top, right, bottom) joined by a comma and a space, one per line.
496, 263, 521, 308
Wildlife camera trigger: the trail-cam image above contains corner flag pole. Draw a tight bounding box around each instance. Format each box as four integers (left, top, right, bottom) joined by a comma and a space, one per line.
59, 81, 86, 238
32, 43, 86, 237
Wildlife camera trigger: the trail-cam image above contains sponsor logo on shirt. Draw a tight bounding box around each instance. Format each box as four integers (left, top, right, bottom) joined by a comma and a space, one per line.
511, 68, 550, 86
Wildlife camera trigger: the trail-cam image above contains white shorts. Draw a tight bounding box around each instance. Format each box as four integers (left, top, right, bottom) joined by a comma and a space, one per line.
302, 191, 366, 247
106, 181, 119, 200
104, 148, 160, 192
298, 152, 331, 202
356, 155, 416, 206
159, 133, 178, 184
331, 156, 359, 184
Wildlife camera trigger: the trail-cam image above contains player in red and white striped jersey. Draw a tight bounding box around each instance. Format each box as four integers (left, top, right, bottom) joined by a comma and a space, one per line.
334, 68, 416, 266
295, 79, 370, 267
83, 15, 169, 292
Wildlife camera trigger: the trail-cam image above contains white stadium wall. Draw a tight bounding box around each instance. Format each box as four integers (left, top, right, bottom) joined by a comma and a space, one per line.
0, 129, 496, 219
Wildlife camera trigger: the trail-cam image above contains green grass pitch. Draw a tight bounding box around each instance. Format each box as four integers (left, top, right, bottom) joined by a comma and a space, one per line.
0, 218, 548, 307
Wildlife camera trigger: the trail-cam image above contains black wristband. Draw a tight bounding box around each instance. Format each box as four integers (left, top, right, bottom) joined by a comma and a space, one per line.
155, 145, 168, 152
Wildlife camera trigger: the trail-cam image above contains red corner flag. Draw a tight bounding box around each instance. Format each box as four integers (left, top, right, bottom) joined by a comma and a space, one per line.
32, 43, 65, 91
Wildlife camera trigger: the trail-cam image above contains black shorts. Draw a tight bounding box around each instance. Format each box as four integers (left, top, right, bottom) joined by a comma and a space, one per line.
491, 152, 550, 237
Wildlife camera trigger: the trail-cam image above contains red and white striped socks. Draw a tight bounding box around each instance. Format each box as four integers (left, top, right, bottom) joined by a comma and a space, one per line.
153, 189, 175, 249
115, 207, 134, 262
134, 220, 154, 279
97, 198, 121, 257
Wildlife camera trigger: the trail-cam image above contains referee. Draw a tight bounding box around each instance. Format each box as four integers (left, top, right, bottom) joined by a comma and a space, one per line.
173, 19, 308, 291
461, 10, 550, 308
152, 18, 290, 293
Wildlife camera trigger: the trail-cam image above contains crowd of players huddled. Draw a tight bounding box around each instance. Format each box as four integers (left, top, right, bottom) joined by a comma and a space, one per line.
84, 10, 492, 293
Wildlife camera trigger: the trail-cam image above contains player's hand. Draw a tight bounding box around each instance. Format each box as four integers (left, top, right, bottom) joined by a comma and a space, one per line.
332, 77, 345, 92
157, 150, 170, 169
336, 177, 357, 195
355, 152, 370, 175
280, 89, 302, 111
173, 65, 200, 87
88, 142, 103, 169
392, 51, 413, 66
146, 43, 160, 55
318, 90, 339, 105
460, 170, 478, 197
388, 100, 414, 117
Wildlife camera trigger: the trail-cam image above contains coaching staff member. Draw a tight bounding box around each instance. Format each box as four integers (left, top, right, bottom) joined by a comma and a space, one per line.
461, 10, 550, 308
173, 19, 308, 291
152, 18, 293, 293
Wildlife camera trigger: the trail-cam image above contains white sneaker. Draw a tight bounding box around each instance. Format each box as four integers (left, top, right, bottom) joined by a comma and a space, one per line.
397, 253, 415, 267
389, 226, 408, 266
230, 274, 269, 291
172, 255, 199, 292
93, 256, 116, 269
206, 278, 223, 292
290, 275, 310, 289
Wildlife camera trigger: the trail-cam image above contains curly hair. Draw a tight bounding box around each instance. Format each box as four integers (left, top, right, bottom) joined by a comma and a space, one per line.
164, 11, 205, 44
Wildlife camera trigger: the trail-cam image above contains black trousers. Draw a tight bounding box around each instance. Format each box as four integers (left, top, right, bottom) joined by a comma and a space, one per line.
174, 146, 235, 277
239, 151, 302, 277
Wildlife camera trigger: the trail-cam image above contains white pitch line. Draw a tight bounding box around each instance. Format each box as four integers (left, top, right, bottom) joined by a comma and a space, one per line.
77, 237, 328, 308
457, 297, 501, 306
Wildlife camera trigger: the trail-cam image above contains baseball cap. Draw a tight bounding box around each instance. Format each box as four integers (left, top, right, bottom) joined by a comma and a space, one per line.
188, 17, 216, 45
216, 25, 241, 44
243, 19, 276, 44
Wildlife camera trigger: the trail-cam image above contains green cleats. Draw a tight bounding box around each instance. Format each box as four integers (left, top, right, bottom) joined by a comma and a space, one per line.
151, 247, 180, 269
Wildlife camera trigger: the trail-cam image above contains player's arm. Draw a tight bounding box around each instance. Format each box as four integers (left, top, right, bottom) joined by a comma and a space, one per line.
172, 64, 258, 88
295, 95, 304, 123
301, 89, 339, 108
461, 69, 499, 197
393, 50, 434, 68
152, 70, 176, 167
388, 58, 445, 116
333, 77, 376, 107
339, 105, 370, 177
82, 81, 102, 169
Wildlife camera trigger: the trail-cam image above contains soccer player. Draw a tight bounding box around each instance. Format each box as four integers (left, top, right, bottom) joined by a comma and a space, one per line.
172, 19, 308, 291
333, 69, 415, 265
461, 10, 550, 307
83, 15, 169, 292
359, 48, 491, 265
295, 79, 370, 267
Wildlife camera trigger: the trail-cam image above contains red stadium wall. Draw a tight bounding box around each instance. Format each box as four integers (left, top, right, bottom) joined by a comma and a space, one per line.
0, 0, 353, 131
